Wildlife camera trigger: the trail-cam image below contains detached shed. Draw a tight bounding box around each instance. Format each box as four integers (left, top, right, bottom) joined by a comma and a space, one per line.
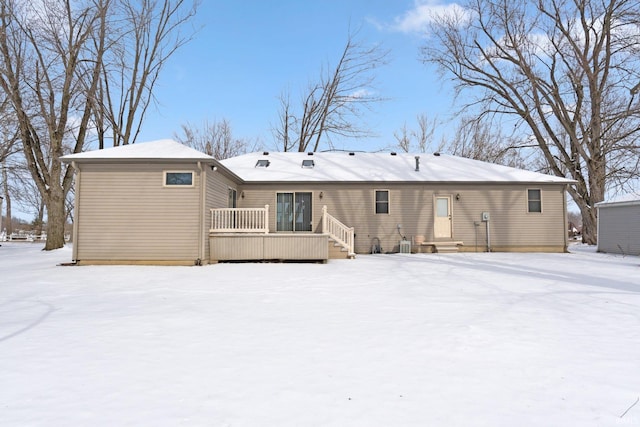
596, 194, 640, 256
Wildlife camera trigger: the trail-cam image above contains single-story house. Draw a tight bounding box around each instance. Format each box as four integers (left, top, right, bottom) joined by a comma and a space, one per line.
596, 194, 640, 256
61, 139, 575, 265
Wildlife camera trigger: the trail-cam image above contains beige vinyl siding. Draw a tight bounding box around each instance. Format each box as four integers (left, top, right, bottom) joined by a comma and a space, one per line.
597, 204, 640, 256
75, 163, 202, 263
205, 169, 239, 260
446, 184, 566, 252
239, 182, 568, 253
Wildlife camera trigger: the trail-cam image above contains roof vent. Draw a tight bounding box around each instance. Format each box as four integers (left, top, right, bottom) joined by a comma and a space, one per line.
262, 151, 269, 156
434, 152, 441, 156
415, 156, 420, 172
255, 159, 270, 168
349, 152, 355, 156
301, 159, 315, 168
307, 152, 314, 156
390, 152, 397, 156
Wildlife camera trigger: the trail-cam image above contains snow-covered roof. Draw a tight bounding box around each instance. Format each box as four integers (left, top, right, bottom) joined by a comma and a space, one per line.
60, 139, 215, 163
595, 192, 640, 208
221, 151, 575, 184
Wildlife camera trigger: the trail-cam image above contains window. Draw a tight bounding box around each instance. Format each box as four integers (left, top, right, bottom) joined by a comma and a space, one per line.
528, 189, 542, 213
375, 190, 389, 214
276, 192, 312, 232
228, 188, 237, 208
164, 171, 193, 186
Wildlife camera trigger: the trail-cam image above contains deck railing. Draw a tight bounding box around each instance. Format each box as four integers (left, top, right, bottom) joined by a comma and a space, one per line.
210, 205, 269, 234
210, 204, 354, 256
322, 206, 355, 256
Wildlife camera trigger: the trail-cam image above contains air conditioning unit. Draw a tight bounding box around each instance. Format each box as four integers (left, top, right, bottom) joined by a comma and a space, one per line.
400, 240, 411, 254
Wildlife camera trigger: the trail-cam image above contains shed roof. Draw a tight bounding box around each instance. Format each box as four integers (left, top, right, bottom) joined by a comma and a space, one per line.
60, 139, 216, 163
221, 151, 575, 184
595, 193, 640, 208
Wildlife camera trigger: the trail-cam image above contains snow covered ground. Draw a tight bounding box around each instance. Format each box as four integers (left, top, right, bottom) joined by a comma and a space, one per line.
1, 243, 639, 427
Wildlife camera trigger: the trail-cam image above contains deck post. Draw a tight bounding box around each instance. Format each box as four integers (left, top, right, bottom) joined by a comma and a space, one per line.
322, 205, 327, 233
264, 204, 269, 234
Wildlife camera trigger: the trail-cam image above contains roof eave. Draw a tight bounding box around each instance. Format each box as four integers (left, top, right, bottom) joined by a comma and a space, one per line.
237, 179, 574, 185
60, 157, 217, 164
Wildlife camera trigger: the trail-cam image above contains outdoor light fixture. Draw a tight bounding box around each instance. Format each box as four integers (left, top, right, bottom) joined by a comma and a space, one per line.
456, 193, 461, 200
241, 191, 245, 199
319, 192, 324, 199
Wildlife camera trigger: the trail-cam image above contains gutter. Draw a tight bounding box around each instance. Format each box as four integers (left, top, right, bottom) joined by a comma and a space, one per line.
71, 161, 81, 262
563, 184, 569, 252
198, 161, 206, 265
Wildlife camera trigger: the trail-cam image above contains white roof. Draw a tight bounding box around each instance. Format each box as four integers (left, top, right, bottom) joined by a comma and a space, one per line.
60, 139, 215, 162
221, 151, 575, 184
596, 192, 640, 208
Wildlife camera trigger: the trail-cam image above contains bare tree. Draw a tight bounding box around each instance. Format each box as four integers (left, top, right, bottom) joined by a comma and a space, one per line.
441, 116, 527, 168
394, 113, 438, 153
0, 0, 108, 249
274, 30, 388, 152
0, 95, 19, 164
422, 0, 640, 244
394, 122, 412, 153
0, 94, 20, 233
174, 118, 255, 160
96, 0, 199, 148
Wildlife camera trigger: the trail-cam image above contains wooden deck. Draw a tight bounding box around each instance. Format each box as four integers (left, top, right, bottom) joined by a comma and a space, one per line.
209, 233, 329, 263
209, 205, 355, 262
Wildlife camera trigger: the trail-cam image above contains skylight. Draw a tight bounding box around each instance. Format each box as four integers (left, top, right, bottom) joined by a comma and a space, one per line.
255, 159, 270, 168
301, 159, 315, 168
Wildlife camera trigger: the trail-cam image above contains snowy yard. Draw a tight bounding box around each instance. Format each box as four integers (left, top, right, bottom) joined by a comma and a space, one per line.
1, 243, 639, 427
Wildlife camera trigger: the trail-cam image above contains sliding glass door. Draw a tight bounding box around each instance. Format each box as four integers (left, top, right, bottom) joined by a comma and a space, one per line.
276, 192, 312, 232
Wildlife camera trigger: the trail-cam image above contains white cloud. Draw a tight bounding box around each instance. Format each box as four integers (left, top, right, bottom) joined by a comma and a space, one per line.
347, 88, 372, 100
387, 0, 469, 34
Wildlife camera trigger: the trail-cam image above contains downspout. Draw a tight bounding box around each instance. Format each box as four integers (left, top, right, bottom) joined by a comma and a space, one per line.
563, 184, 569, 252
71, 161, 80, 262
197, 161, 206, 265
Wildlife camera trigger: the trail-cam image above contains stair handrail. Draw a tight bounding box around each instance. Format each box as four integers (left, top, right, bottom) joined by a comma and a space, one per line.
322, 206, 355, 256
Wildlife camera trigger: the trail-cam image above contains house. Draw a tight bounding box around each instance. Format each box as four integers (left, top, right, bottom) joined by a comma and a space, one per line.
596, 194, 640, 256
61, 140, 574, 265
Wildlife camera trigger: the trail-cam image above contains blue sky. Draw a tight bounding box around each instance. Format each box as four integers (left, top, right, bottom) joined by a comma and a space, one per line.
138, 0, 459, 152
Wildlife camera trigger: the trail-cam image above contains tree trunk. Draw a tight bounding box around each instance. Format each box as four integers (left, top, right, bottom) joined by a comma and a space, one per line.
44, 183, 66, 250
580, 203, 598, 246
2, 164, 11, 235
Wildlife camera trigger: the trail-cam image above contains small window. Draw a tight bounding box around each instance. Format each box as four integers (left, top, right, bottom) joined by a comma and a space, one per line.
301, 159, 315, 168
164, 171, 193, 186
528, 189, 542, 213
375, 190, 389, 214
255, 159, 270, 168
228, 188, 237, 208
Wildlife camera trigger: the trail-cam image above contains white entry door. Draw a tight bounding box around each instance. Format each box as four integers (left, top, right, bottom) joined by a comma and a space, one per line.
434, 196, 452, 239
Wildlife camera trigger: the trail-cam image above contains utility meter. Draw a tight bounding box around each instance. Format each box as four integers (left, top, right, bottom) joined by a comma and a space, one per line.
482, 212, 491, 221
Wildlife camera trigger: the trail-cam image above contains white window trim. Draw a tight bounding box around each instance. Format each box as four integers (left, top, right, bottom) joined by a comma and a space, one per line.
275, 191, 315, 232
375, 189, 390, 215
163, 171, 195, 187
527, 188, 543, 213
228, 187, 237, 208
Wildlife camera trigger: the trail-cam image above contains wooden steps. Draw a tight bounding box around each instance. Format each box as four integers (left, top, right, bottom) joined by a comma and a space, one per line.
434, 243, 462, 253
328, 238, 355, 259
418, 241, 464, 253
